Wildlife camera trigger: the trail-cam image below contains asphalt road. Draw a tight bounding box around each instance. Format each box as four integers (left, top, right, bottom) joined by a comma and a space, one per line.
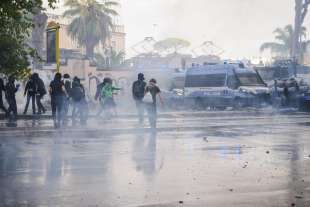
0, 109, 310, 207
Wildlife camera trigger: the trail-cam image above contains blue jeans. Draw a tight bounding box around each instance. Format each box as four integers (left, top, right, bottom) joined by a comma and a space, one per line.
51, 95, 64, 126
145, 103, 157, 128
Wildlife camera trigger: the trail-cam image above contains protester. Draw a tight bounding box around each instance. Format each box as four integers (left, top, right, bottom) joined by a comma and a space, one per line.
95, 78, 107, 101
0, 78, 8, 116
33, 73, 46, 114
132, 73, 146, 124
96, 77, 109, 116
100, 78, 121, 117
283, 81, 290, 107
63, 73, 72, 122
23, 74, 36, 115
71, 76, 88, 125
49, 73, 65, 128
5, 76, 19, 120
144, 78, 163, 129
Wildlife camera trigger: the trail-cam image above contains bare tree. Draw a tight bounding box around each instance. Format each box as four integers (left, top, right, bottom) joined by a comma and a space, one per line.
292, 0, 310, 63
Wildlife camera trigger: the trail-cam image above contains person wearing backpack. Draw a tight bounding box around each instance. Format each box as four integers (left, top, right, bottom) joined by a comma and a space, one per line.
33, 73, 46, 114
132, 73, 146, 124
63, 73, 72, 122
71, 77, 88, 125
100, 78, 121, 118
96, 78, 110, 116
23, 74, 36, 115
5, 76, 20, 121
0, 78, 8, 116
49, 73, 65, 128
144, 78, 164, 129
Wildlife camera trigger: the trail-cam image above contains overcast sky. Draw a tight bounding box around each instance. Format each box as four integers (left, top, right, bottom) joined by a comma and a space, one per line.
45, 0, 310, 59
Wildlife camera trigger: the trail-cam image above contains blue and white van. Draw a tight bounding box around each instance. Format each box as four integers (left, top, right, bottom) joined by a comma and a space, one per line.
183, 63, 270, 109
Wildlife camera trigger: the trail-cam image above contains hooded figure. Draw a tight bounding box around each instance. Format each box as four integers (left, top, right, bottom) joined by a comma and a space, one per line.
0, 78, 8, 115
33, 73, 46, 114
5, 76, 19, 120
49, 73, 65, 128
132, 73, 147, 124
63, 73, 72, 121
23, 74, 36, 115
71, 77, 88, 125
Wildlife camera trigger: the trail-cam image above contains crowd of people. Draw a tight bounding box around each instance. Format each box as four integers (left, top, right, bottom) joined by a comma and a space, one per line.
0, 72, 164, 129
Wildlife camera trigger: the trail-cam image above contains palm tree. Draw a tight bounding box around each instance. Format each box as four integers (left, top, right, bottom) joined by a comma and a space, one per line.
260, 25, 308, 59
63, 0, 119, 58
110, 49, 124, 66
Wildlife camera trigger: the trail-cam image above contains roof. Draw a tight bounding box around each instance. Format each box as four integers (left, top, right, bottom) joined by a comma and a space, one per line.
186, 64, 256, 75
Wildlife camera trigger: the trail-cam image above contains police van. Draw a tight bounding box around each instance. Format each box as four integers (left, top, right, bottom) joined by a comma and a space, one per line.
183, 63, 270, 109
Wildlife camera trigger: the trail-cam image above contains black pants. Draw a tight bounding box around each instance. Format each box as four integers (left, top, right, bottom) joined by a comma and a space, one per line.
51, 95, 64, 126
36, 94, 46, 113
7, 97, 17, 119
23, 94, 36, 114
146, 103, 157, 128
0, 97, 7, 114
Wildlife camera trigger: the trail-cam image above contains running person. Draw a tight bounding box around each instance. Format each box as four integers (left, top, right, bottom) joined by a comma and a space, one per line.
144, 79, 164, 129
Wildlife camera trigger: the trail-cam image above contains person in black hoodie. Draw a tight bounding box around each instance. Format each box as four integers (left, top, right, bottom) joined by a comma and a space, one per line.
5, 76, 19, 120
33, 73, 46, 114
132, 73, 146, 124
49, 73, 65, 128
63, 73, 72, 122
0, 78, 8, 116
23, 74, 36, 115
71, 77, 88, 125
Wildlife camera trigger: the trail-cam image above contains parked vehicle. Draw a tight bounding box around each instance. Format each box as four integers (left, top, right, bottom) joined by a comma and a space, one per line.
182, 63, 270, 109
270, 77, 310, 109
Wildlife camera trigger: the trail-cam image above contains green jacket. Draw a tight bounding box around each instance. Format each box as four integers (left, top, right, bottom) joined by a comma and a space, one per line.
101, 84, 121, 99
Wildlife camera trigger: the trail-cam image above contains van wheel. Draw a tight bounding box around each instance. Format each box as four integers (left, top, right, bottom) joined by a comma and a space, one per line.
234, 98, 244, 109
215, 106, 226, 111
195, 98, 205, 110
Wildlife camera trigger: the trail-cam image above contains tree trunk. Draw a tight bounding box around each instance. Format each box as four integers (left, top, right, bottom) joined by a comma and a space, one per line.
292, 0, 302, 63
86, 44, 95, 59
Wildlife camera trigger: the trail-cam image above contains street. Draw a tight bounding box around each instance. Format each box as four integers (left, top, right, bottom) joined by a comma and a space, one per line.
0, 109, 310, 207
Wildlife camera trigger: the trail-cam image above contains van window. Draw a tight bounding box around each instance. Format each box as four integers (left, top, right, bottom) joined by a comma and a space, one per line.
236, 73, 264, 86
185, 74, 226, 87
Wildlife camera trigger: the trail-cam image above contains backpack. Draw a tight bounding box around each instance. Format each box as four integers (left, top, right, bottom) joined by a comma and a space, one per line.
143, 91, 153, 103
37, 79, 47, 96
133, 81, 146, 99
71, 85, 84, 101
95, 82, 105, 100
64, 80, 72, 96
50, 80, 63, 96
101, 85, 113, 99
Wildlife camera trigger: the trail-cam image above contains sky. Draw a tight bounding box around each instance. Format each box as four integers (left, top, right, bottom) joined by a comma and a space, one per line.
45, 0, 310, 59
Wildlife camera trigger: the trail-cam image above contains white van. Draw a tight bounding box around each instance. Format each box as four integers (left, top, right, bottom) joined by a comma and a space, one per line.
183, 63, 270, 109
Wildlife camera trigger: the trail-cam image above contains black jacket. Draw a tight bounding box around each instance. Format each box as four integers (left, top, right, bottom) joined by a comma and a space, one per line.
5, 82, 18, 100
24, 79, 36, 96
